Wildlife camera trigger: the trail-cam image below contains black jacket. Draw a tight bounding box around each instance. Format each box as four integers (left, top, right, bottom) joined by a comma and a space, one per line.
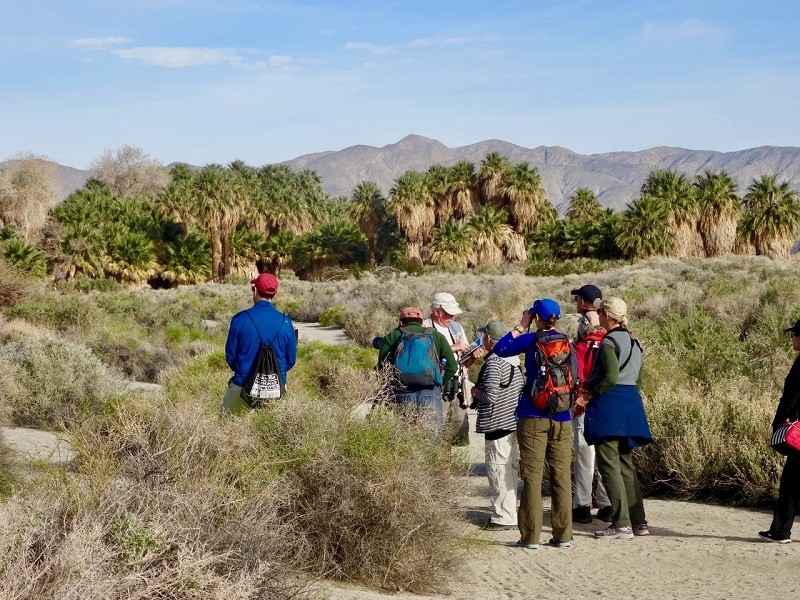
773, 354, 800, 429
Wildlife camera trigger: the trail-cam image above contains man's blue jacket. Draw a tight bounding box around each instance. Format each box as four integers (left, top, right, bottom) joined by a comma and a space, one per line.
225, 300, 297, 387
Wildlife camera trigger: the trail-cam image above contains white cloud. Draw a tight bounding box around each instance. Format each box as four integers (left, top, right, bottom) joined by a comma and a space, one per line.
112, 47, 248, 68
408, 37, 471, 48
636, 18, 729, 43
269, 55, 292, 66
69, 36, 130, 50
345, 42, 396, 55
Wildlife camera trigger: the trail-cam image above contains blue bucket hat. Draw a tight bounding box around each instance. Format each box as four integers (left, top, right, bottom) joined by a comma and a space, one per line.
531, 298, 560, 321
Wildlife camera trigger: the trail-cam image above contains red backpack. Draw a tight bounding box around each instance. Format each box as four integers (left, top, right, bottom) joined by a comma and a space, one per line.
532, 333, 576, 414
576, 330, 606, 390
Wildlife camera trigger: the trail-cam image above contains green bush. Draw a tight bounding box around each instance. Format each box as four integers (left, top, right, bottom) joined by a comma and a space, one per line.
0, 333, 117, 428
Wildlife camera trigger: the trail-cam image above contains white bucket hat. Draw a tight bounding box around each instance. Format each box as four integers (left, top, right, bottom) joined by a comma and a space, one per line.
431, 292, 462, 316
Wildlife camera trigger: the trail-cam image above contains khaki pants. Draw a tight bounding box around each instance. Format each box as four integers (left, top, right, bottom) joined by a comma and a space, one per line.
517, 417, 573, 544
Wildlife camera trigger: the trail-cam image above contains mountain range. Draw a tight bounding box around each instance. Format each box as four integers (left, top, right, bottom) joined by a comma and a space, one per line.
6, 135, 800, 212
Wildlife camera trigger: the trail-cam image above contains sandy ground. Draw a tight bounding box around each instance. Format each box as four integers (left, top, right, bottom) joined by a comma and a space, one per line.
321, 410, 798, 600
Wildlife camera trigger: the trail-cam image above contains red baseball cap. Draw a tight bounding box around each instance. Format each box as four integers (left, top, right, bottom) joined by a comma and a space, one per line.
399, 306, 423, 321
251, 273, 279, 296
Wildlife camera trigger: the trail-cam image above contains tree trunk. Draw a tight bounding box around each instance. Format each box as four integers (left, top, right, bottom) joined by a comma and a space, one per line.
221, 228, 232, 278
210, 228, 221, 282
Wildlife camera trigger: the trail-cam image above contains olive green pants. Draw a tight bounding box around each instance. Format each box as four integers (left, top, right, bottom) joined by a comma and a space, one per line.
595, 438, 647, 528
517, 417, 573, 545
219, 384, 250, 416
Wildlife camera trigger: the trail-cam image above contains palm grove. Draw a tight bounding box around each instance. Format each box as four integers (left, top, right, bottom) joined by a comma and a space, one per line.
1, 146, 799, 286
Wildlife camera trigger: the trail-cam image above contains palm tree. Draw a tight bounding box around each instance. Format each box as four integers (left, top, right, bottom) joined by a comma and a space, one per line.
426, 164, 453, 223
501, 162, 550, 233
257, 231, 296, 276
446, 161, 478, 221
467, 206, 514, 266
642, 170, 702, 257
428, 220, 475, 267
104, 230, 158, 285
616, 195, 674, 260
292, 220, 368, 281
388, 170, 435, 262
694, 170, 739, 257
1, 238, 48, 277
350, 181, 385, 265
162, 229, 211, 286
565, 188, 603, 224
191, 165, 239, 281
738, 174, 800, 259
477, 152, 511, 208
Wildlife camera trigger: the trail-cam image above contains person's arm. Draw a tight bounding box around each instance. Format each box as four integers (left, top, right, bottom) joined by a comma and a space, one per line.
225, 315, 241, 370
773, 356, 800, 429
473, 358, 504, 405
493, 331, 534, 358
283, 318, 297, 372
377, 329, 401, 366
435, 332, 458, 383
588, 341, 619, 398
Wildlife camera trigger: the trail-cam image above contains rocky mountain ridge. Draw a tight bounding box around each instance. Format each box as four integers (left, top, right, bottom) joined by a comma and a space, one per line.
5, 135, 799, 212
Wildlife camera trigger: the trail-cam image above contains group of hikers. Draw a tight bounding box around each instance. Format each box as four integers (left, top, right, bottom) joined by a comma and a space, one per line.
220, 272, 800, 548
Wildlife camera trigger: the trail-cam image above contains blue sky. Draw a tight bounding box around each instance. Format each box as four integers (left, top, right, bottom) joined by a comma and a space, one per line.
1, 0, 798, 169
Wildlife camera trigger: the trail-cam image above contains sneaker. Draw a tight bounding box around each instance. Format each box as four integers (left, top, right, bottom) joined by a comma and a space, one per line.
516, 540, 539, 550
594, 524, 634, 540
758, 530, 791, 544
596, 505, 613, 522
481, 520, 518, 531
633, 523, 650, 536
547, 538, 571, 548
572, 506, 592, 524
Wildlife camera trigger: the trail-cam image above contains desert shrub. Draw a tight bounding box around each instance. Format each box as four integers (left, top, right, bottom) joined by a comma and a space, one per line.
0, 395, 312, 599
0, 333, 117, 427
317, 304, 346, 327
65, 276, 123, 293
637, 377, 782, 505
4, 293, 97, 331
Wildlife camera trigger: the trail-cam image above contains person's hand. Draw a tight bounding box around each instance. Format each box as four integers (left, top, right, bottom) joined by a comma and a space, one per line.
471, 386, 480, 399
574, 393, 589, 416
452, 341, 470, 353
472, 347, 488, 359
519, 309, 534, 331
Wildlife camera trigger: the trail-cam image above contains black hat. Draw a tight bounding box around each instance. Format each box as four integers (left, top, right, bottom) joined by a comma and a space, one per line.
785, 320, 800, 335
570, 284, 602, 305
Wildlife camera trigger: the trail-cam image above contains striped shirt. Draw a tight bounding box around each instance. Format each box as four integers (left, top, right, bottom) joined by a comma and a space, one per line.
474, 354, 523, 434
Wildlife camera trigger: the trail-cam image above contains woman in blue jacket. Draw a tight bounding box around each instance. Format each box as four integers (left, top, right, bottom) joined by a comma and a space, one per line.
494, 298, 576, 549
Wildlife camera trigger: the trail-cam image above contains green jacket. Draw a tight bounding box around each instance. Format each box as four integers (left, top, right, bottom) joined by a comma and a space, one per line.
377, 322, 457, 385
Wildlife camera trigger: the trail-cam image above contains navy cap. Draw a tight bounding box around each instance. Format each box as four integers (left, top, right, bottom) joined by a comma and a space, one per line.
570, 284, 602, 304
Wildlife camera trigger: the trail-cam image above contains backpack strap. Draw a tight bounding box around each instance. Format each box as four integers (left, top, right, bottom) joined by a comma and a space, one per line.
245, 310, 286, 347
606, 329, 641, 373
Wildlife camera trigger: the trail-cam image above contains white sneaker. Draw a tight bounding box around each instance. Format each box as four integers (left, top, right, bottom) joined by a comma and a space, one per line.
594, 524, 634, 540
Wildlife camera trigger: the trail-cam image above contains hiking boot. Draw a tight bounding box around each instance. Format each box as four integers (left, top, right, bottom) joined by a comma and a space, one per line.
572, 505, 592, 524
516, 540, 539, 550
596, 505, 613, 522
481, 520, 518, 531
633, 523, 650, 536
547, 538, 571, 548
758, 530, 791, 543
594, 524, 634, 540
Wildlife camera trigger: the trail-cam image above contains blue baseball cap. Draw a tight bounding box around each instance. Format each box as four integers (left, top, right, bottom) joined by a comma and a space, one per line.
530, 298, 560, 321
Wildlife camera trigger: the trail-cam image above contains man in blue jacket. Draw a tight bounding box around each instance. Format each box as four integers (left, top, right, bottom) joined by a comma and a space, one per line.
220, 273, 297, 415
